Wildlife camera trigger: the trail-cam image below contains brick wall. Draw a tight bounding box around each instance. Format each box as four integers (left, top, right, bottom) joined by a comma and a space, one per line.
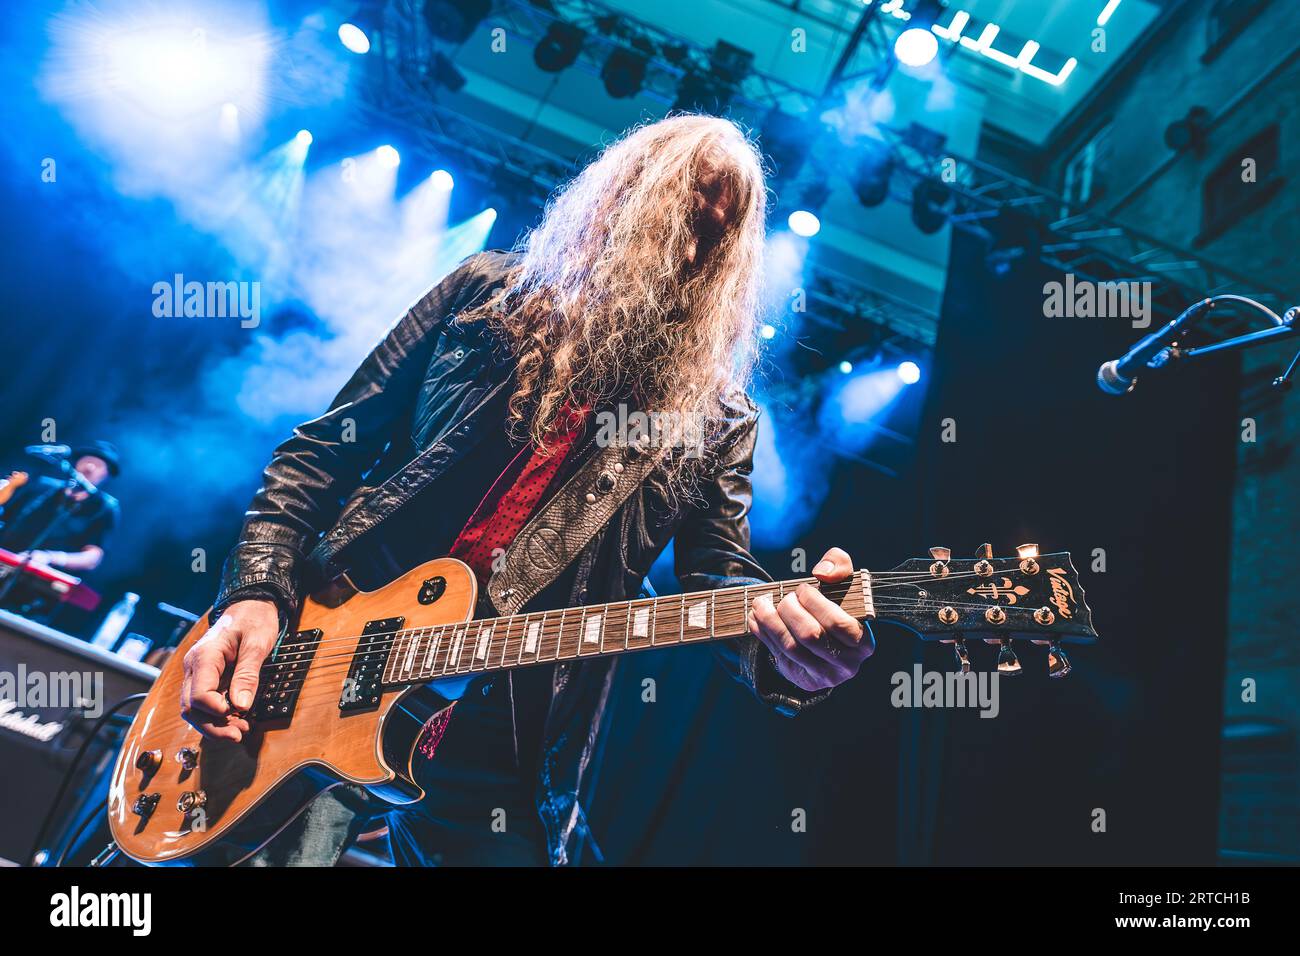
1032, 0, 1300, 861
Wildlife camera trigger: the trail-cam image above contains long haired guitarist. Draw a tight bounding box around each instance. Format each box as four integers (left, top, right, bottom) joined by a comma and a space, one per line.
180, 116, 874, 865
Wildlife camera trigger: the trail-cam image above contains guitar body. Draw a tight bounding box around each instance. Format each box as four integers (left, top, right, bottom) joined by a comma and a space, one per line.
107, 557, 478, 866
107, 542, 1094, 866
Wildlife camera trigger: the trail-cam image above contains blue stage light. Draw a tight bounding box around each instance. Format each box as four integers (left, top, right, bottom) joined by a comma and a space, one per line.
430, 169, 454, 191
894, 27, 938, 68
295, 129, 313, 146
839, 360, 853, 375
760, 323, 777, 340
897, 361, 921, 385
376, 144, 400, 168
338, 23, 371, 55
787, 209, 820, 238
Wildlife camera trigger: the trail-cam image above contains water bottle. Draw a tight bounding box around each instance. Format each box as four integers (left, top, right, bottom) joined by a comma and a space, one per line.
115, 632, 153, 662
91, 592, 139, 650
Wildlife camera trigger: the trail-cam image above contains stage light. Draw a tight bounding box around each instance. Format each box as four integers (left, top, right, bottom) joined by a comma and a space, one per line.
219, 102, 240, 141
851, 140, 894, 208
534, 22, 584, 73
377, 145, 400, 167
787, 210, 820, 238
897, 361, 921, 385
760, 109, 815, 185
424, 0, 491, 44
430, 169, 454, 191
602, 47, 647, 98
760, 323, 777, 340
839, 361, 854, 375
910, 179, 952, 235
295, 129, 313, 146
338, 22, 371, 54
894, 27, 939, 68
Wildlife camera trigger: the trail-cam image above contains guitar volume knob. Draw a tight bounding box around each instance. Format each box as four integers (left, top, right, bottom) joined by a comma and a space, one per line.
131, 793, 160, 818
175, 747, 198, 770
177, 790, 207, 813
135, 749, 162, 773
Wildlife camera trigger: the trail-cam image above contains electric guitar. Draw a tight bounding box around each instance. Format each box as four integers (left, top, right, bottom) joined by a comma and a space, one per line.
108, 544, 1095, 865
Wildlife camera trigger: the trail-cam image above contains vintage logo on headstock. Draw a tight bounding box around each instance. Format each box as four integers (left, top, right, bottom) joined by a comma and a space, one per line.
966, 577, 1030, 605
1046, 567, 1075, 619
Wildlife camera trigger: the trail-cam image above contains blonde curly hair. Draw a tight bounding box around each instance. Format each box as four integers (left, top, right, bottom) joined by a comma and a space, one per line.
466, 114, 768, 493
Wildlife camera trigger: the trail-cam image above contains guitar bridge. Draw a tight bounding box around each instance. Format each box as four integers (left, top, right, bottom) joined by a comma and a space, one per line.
339, 617, 403, 713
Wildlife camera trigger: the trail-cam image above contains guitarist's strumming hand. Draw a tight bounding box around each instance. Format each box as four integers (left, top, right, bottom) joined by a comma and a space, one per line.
747, 547, 873, 693
181, 599, 279, 742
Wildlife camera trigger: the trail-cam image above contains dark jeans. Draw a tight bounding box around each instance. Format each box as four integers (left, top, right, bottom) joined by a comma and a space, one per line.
250, 677, 547, 867
386, 677, 548, 866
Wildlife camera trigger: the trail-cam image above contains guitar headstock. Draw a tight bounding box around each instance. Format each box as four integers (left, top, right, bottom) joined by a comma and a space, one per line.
871, 544, 1095, 678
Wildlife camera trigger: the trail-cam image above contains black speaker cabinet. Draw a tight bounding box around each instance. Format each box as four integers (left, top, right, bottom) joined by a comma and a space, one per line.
0, 609, 157, 865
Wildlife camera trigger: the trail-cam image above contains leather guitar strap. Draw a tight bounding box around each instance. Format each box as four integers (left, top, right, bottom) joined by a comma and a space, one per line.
487, 437, 659, 616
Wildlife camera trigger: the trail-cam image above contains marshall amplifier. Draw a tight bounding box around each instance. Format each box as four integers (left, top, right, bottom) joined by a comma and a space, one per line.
0, 609, 157, 865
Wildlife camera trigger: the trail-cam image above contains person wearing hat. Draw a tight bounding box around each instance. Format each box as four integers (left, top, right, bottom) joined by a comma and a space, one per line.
0, 440, 121, 574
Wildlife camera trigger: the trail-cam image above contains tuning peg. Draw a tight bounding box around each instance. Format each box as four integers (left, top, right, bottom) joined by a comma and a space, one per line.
951, 637, 971, 674
977, 543, 993, 559
929, 546, 951, 562
1016, 543, 1039, 559
1047, 641, 1072, 679
996, 639, 1022, 676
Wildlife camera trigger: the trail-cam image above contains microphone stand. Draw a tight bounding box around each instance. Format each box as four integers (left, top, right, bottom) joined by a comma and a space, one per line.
0, 459, 99, 609
1154, 297, 1299, 388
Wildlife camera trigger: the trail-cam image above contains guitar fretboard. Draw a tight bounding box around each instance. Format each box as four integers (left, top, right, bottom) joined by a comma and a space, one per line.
380, 571, 872, 688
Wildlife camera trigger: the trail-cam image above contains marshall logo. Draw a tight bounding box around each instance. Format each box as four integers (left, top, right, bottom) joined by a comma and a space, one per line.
1046, 567, 1075, 619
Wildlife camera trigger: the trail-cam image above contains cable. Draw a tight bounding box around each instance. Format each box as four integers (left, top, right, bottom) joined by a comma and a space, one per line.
28, 692, 147, 867
54, 797, 109, 867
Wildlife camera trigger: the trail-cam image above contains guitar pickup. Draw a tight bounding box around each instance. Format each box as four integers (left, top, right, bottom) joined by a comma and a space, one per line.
339, 617, 402, 713
250, 629, 322, 720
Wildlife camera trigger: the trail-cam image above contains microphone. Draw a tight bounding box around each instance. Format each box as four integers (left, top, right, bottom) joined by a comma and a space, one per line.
1097, 298, 1213, 395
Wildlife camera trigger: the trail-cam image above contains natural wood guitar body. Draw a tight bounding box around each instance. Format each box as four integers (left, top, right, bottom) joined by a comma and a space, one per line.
108, 557, 476, 865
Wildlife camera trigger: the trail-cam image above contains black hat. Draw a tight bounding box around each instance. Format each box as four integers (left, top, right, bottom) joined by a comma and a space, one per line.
70, 440, 121, 478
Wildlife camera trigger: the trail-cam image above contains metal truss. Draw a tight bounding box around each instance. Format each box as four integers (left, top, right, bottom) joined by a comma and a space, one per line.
356, 0, 940, 350
873, 123, 1295, 333
358, 0, 1291, 352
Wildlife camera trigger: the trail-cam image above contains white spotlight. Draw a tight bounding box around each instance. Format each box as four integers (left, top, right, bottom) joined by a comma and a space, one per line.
430, 169, 454, 191
295, 129, 313, 146
839, 360, 854, 375
897, 361, 921, 385
894, 27, 939, 68
376, 144, 400, 168
787, 209, 821, 238
760, 323, 777, 340
338, 23, 371, 55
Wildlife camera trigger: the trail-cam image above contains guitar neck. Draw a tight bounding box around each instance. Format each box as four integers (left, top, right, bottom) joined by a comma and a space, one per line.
380, 571, 873, 689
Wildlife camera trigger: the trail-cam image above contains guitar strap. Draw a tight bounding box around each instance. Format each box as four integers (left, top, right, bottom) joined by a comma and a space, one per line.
487, 435, 659, 616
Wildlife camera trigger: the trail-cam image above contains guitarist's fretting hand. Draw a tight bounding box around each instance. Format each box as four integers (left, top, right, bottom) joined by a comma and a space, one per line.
181, 599, 279, 741
747, 548, 874, 693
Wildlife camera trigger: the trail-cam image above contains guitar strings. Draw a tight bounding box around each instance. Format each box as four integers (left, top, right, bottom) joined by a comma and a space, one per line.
239, 592, 1077, 700
222, 564, 1067, 661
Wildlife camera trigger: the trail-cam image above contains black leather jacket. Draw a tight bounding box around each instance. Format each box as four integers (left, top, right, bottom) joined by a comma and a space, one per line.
215, 251, 827, 864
